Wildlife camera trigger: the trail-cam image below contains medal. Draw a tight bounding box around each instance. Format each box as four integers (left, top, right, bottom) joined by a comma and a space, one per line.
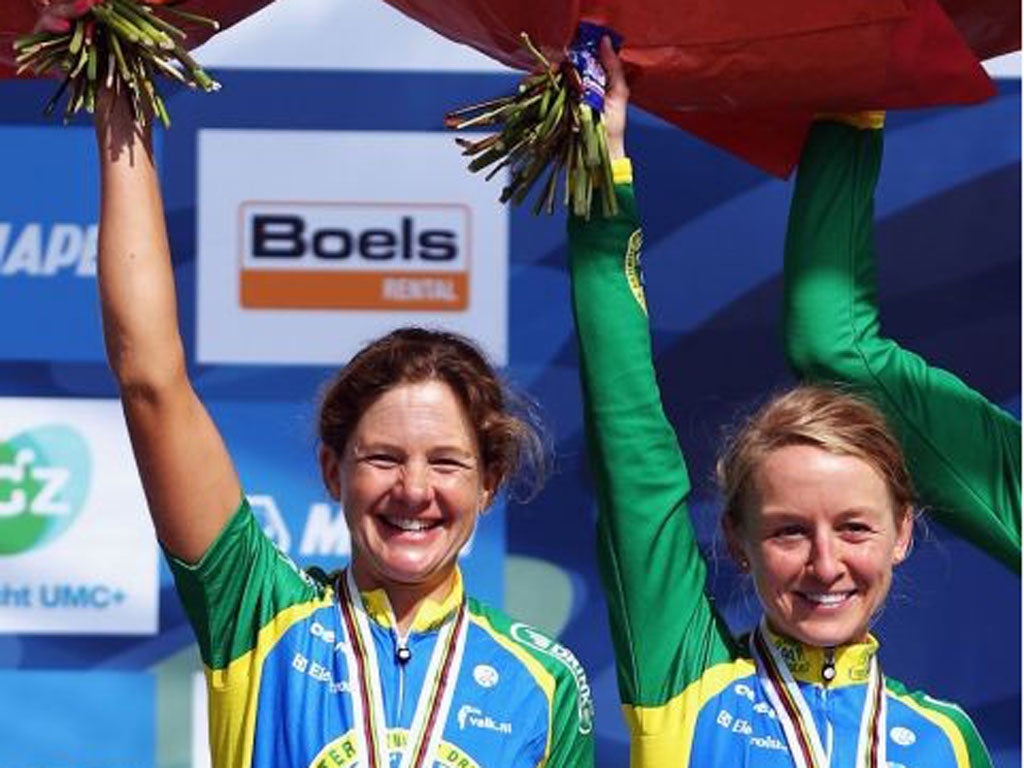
750, 619, 886, 768
337, 568, 468, 768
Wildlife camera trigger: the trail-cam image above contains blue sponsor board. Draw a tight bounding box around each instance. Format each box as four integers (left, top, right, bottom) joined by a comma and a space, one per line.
208, 400, 505, 606
0, 670, 154, 768
0, 71, 1017, 768
0, 126, 160, 363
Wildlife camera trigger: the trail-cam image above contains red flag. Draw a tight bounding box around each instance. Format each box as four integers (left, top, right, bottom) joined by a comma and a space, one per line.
385, 0, 1015, 175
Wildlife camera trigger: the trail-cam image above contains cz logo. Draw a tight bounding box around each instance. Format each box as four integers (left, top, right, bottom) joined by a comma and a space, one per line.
0, 425, 90, 555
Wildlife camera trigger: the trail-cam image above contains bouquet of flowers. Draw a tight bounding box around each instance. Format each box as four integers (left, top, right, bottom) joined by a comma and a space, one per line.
387, 0, 1018, 185
446, 24, 621, 217
1, 0, 276, 126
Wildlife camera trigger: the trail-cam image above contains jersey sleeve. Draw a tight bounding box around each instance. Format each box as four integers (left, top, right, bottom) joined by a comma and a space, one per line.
166, 497, 324, 677
542, 652, 595, 768
885, 678, 995, 768
783, 121, 1022, 572
568, 169, 737, 760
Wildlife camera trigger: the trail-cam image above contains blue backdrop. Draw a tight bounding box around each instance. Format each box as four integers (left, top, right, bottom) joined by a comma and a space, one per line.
0, 69, 1018, 768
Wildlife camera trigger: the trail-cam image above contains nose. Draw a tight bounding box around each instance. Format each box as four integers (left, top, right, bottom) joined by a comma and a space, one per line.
807, 531, 843, 583
395, 460, 433, 507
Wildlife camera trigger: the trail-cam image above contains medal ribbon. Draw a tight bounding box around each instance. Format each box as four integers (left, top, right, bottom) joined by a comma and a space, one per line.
337, 568, 468, 768
750, 619, 886, 768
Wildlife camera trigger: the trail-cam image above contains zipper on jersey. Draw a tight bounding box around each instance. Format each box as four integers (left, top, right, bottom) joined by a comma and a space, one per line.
822, 646, 836, 684
393, 624, 411, 720
816, 678, 835, 763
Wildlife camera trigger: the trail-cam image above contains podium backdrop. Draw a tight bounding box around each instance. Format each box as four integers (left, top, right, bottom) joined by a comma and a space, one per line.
0, 3, 1018, 766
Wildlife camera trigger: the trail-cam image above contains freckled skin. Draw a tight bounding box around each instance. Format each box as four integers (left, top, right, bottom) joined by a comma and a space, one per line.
320, 380, 490, 626
728, 444, 913, 647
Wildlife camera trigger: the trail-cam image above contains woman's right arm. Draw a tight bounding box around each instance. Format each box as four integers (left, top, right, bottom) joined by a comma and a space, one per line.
566, 41, 736, 765
96, 93, 241, 563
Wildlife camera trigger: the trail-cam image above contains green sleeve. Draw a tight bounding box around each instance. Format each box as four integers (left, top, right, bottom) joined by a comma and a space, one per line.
542, 657, 594, 768
166, 498, 323, 671
885, 678, 994, 768
568, 183, 737, 716
784, 121, 1022, 573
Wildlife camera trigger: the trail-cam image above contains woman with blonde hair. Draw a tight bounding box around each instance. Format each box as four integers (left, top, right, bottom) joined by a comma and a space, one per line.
567, 39, 992, 767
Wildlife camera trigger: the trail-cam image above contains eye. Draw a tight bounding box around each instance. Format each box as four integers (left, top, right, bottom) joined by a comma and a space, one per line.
430, 457, 473, 473
839, 520, 874, 539
770, 524, 807, 541
364, 454, 400, 469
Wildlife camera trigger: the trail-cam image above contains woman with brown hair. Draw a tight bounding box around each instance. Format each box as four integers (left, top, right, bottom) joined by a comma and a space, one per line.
94, 88, 593, 768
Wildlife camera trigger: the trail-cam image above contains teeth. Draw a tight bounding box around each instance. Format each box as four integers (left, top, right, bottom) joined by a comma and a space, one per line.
386, 517, 433, 532
803, 592, 850, 605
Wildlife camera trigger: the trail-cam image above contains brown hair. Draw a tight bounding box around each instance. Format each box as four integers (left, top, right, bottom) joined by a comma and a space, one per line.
318, 327, 547, 499
717, 384, 915, 528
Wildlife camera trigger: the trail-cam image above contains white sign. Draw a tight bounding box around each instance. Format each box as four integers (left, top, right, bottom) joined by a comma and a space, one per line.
0, 398, 158, 634
197, 130, 509, 365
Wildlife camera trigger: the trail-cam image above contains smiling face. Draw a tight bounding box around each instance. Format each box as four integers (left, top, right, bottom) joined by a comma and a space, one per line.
727, 444, 913, 647
321, 379, 490, 600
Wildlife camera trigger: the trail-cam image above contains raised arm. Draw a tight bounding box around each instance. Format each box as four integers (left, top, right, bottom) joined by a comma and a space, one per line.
567, 40, 736, 765
96, 92, 240, 563
783, 118, 1021, 572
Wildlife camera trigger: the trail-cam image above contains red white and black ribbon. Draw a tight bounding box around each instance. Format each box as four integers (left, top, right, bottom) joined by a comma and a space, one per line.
750, 619, 886, 768
337, 568, 468, 768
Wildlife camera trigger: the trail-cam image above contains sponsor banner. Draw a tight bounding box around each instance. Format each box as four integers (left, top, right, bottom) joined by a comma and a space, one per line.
0, 398, 158, 634
196, 129, 508, 365
0, 670, 155, 768
210, 400, 505, 606
0, 127, 161, 362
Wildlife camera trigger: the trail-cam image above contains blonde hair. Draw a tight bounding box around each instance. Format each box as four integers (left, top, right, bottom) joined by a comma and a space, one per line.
717, 385, 915, 528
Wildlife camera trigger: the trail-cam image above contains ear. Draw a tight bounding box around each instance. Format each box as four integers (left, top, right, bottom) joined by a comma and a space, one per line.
722, 512, 751, 572
892, 503, 915, 565
319, 445, 343, 502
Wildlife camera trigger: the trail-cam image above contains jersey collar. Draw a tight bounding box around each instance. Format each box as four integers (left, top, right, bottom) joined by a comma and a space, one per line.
764, 624, 880, 687
359, 568, 465, 633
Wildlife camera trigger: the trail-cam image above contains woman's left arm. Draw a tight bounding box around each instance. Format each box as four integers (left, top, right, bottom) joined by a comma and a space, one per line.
783, 119, 1021, 572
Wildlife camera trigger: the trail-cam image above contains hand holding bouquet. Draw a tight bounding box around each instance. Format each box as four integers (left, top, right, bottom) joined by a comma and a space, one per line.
4, 0, 277, 127
13, 0, 219, 126
446, 24, 623, 217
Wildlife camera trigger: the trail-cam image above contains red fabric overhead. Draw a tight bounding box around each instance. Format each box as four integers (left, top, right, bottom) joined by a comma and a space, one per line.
384, 0, 1013, 176
0, 0, 276, 76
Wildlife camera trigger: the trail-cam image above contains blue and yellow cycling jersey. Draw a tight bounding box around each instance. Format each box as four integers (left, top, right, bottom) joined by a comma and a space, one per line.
168, 502, 594, 768
567, 161, 992, 767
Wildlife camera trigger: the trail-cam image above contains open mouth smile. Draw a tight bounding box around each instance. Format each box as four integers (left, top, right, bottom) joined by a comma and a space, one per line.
796, 590, 856, 608
381, 515, 443, 533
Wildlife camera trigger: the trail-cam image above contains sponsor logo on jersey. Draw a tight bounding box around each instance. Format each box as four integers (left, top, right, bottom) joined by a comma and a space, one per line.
457, 705, 512, 735
510, 622, 594, 735
310, 730, 481, 768
0, 425, 90, 555
291, 651, 350, 695
473, 664, 499, 689
718, 707, 789, 752
890, 726, 917, 746
749, 734, 789, 752
238, 202, 470, 311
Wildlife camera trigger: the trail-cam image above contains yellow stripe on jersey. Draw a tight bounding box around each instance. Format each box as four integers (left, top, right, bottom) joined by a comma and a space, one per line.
623, 658, 756, 768
889, 690, 972, 768
205, 590, 336, 768
612, 157, 633, 185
